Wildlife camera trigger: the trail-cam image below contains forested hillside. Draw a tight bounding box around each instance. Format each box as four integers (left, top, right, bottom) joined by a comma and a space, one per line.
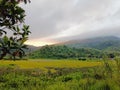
29, 45, 104, 59
29, 36, 120, 59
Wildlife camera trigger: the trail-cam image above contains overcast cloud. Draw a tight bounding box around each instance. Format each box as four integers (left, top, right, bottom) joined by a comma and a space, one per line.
21, 0, 120, 46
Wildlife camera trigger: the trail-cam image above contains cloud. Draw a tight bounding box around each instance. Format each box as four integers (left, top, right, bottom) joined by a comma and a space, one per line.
21, 0, 120, 46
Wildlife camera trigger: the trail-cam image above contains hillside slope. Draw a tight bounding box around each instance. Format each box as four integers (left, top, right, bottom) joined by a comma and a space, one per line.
30, 45, 103, 59
61, 36, 120, 51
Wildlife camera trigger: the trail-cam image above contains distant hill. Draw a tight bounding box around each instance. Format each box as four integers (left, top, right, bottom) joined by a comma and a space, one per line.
29, 45, 103, 59
27, 45, 40, 52
60, 36, 120, 51
28, 36, 120, 59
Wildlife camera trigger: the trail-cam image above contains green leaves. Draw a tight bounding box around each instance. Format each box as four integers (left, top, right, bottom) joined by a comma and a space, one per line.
0, 25, 30, 60
17, 0, 31, 4
0, 29, 6, 36
3, 35, 8, 43
0, 0, 25, 27
0, 0, 30, 60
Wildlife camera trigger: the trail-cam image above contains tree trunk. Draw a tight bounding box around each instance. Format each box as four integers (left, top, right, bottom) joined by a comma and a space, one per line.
13, 55, 16, 61
0, 52, 6, 60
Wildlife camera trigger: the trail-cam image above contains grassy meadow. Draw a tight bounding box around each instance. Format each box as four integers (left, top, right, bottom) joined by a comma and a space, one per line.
0, 59, 119, 90
0, 59, 101, 71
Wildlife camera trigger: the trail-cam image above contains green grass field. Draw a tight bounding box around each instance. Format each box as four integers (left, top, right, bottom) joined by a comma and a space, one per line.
0, 59, 101, 70
0, 59, 119, 90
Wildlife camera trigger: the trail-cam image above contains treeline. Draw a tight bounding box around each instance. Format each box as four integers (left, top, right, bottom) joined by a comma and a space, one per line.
29, 45, 105, 59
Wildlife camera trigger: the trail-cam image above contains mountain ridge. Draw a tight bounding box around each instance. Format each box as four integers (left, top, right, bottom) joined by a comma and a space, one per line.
57, 36, 120, 51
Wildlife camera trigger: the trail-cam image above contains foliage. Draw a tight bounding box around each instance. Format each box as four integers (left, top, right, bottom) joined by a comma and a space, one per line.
17, 0, 31, 4
29, 45, 104, 59
29, 44, 120, 60
0, 0, 30, 60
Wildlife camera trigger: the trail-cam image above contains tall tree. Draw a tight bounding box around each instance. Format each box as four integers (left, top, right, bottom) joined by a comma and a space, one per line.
0, 0, 30, 60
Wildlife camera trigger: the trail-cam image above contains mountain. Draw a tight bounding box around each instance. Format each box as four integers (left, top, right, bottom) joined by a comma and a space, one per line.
29, 36, 120, 59
60, 36, 120, 51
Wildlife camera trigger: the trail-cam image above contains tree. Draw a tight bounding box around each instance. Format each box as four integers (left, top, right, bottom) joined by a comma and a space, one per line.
17, 0, 31, 4
0, 0, 30, 60
108, 53, 115, 59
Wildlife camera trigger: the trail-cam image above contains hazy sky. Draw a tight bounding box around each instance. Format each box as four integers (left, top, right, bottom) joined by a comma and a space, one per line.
21, 0, 120, 46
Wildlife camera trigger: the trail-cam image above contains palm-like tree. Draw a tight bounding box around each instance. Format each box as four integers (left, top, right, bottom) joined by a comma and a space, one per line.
0, 0, 30, 60
0, 25, 30, 60
9, 36, 28, 60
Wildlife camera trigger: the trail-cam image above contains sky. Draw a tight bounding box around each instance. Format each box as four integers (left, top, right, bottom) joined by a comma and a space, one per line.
21, 0, 120, 46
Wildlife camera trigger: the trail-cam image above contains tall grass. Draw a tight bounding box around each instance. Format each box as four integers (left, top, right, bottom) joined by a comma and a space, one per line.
0, 59, 119, 90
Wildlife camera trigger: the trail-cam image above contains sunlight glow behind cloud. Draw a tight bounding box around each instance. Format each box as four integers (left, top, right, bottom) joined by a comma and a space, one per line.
22, 0, 120, 46
25, 39, 57, 47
